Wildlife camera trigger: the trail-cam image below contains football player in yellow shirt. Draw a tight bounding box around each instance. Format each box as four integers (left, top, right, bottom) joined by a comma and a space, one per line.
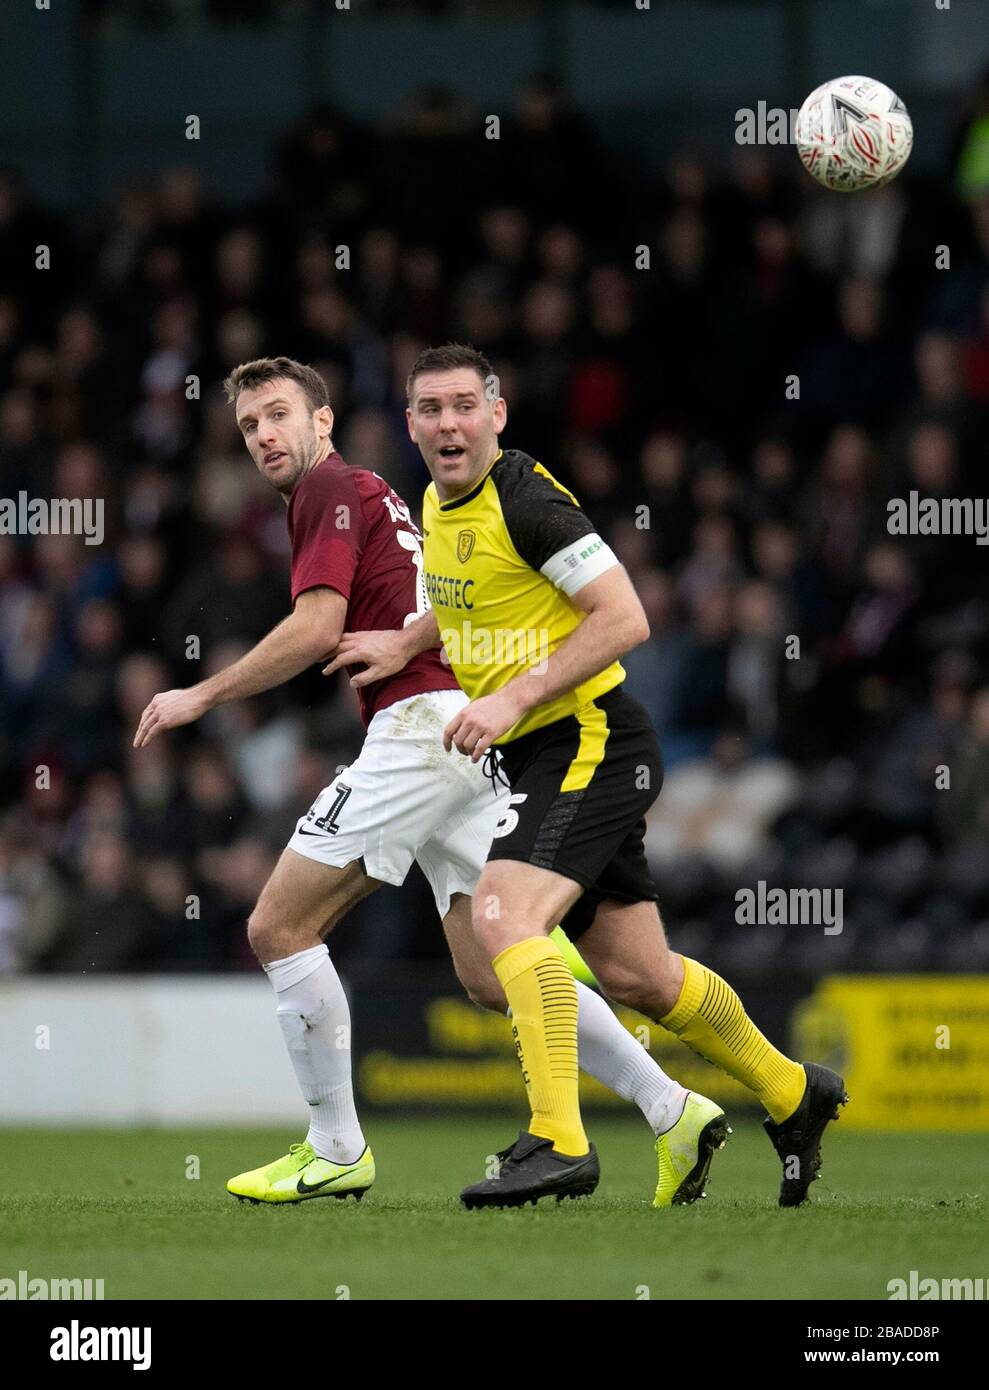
326, 344, 847, 1209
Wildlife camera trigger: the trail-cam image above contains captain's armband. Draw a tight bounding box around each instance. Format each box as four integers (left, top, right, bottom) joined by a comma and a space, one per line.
539, 533, 619, 597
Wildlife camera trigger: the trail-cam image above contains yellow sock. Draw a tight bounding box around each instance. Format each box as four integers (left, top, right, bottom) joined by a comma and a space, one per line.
493, 936, 588, 1156
660, 957, 806, 1123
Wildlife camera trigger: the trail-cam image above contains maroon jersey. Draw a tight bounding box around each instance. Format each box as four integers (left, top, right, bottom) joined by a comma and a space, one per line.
287, 451, 459, 725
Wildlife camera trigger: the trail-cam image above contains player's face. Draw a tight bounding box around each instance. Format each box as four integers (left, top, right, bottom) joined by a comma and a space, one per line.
235, 379, 333, 495
406, 369, 506, 499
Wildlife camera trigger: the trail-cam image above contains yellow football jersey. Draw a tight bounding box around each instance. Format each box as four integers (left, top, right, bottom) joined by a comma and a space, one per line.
421, 448, 624, 743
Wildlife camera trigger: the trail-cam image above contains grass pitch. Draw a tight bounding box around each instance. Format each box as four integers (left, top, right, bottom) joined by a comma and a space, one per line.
1, 1120, 985, 1300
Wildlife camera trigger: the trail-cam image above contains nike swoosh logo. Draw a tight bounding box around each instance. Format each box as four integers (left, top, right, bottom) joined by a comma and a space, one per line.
297, 827, 321, 836
296, 1174, 342, 1194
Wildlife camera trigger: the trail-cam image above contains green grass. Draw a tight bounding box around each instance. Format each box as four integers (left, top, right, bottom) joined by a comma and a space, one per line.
1, 1121, 985, 1300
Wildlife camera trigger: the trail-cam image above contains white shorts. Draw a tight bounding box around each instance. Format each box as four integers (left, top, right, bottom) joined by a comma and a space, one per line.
286, 689, 508, 918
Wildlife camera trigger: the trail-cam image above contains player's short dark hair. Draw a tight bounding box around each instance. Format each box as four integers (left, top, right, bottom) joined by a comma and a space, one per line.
223, 356, 330, 415
406, 343, 494, 402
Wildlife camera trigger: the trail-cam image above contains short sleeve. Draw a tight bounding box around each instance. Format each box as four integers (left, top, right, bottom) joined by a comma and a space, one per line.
288, 466, 365, 603
492, 453, 619, 595
492, 454, 596, 571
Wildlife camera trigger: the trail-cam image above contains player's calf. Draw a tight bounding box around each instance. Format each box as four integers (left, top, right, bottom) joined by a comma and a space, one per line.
469, 863, 590, 1159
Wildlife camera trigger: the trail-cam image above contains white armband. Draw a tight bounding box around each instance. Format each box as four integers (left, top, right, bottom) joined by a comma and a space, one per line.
540, 533, 619, 597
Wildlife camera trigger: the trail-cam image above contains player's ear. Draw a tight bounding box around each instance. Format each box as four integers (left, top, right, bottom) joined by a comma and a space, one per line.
493, 397, 507, 435
316, 404, 334, 440
405, 406, 417, 442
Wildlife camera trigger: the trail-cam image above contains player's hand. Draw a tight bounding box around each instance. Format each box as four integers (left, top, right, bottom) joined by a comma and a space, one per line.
443, 689, 524, 762
133, 687, 209, 748
322, 630, 409, 688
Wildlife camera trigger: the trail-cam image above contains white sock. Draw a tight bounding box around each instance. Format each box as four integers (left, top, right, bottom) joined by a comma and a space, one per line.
574, 980, 688, 1135
264, 944, 366, 1165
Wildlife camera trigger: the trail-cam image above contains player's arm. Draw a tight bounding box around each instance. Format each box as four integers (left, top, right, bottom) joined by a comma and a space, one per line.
443, 565, 647, 759
443, 462, 647, 759
133, 587, 346, 747
321, 608, 441, 689
501, 564, 647, 715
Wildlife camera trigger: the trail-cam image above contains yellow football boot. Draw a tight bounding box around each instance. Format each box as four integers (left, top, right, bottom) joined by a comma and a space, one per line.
227, 1141, 375, 1204
653, 1093, 730, 1207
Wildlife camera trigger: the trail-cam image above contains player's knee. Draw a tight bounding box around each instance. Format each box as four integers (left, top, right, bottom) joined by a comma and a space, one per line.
246, 903, 277, 960
596, 965, 662, 1017
461, 973, 507, 1012
470, 898, 510, 957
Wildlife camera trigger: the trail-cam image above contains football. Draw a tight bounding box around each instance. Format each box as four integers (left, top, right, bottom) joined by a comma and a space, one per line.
795, 75, 913, 192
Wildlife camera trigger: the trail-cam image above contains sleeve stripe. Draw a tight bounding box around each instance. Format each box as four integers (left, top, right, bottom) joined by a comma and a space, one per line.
539, 533, 619, 596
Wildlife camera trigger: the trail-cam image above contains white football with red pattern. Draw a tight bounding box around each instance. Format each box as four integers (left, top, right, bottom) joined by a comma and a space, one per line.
795, 76, 913, 192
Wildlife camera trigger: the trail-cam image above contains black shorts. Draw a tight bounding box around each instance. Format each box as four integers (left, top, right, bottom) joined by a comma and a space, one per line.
487, 686, 663, 939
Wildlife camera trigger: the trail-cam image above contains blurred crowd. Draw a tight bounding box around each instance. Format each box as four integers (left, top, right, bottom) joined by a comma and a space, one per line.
1, 71, 988, 976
